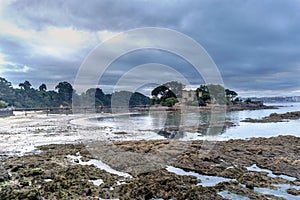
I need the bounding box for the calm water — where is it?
[95,102,300,140]
[224,102,300,140]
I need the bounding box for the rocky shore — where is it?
[242,111,300,123]
[1,135,299,199]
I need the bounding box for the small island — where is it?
[242,111,300,123]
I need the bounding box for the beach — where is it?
[0,105,300,199]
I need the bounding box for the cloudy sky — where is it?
[0,0,299,97]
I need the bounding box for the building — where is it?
[181,89,195,102]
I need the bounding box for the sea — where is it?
[94,102,300,141]
[1,102,299,158]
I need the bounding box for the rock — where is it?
[242,111,300,123]
[0,167,11,182]
[84,188,92,196]
[245,181,254,190]
[11,164,24,172]
[25,168,44,176]
[114,131,128,135]
[286,188,300,195]
[20,180,30,187]
[1,135,300,199]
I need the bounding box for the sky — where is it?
[0,0,299,97]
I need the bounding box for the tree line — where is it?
[0,77,150,108]
[0,77,240,109]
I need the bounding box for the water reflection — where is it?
[94,111,228,139]
[93,102,300,140]
[157,111,229,139]
[157,112,184,139]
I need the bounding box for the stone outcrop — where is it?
[242,111,300,123]
[0,135,299,199]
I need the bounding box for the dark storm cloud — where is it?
[0,0,299,96]
[98,49,204,92]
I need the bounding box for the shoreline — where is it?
[0,104,300,199]
[0,103,297,160]
[242,111,300,123]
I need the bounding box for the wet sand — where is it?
[0,111,164,159]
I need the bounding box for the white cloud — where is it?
[0,64,31,74]
[0,53,5,65]
[0,2,33,40]
[0,19,34,39]
[0,52,14,66]
[0,20,98,59]
[97,30,119,42]
[31,26,97,58]
[0,0,15,11]
[22,65,29,72]
[0,2,98,60]
[0,52,30,74]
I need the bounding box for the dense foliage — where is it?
[151,81,183,106]
[0,77,150,108]
[0,77,240,109]
[151,82,239,107]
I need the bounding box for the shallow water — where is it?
[166,165,300,199]
[217,190,251,200]
[253,184,300,200]
[93,102,300,140]
[246,164,297,181]
[166,166,236,187]
[67,154,132,178]
[1,103,300,158]
[88,179,104,186]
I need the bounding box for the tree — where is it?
[0,77,14,106]
[110,91,150,107]
[129,92,150,106]
[207,84,226,105]
[195,84,227,105]
[225,89,238,102]
[162,97,178,107]
[0,77,12,89]
[163,81,184,98]
[19,80,32,90]
[151,84,177,105]
[245,98,252,103]
[55,81,74,106]
[85,88,110,107]
[0,100,8,108]
[196,85,210,100]
[39,84,47,91]
[195,85,210,106]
